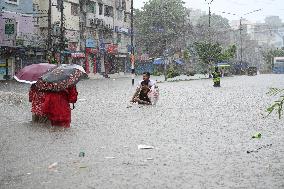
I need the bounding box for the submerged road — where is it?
[0,74,284,189]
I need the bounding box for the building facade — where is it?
[79,0,131,75]
[35,0,131,76]
[0,0,42,80]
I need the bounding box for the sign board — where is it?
[99,43,105,52]
[86,38,96,48]
[0,68,6,75]
[106,44,118,54]
[115,26,129,34]
[0,59,6,67]
[71,52,85,58]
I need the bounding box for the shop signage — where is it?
[71,52,85,58]
[86,38,96,48]
[115,26,129,34]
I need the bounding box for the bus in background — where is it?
[273,57,284,74]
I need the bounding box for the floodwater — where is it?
[0,74,284,189]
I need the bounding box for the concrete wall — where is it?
[0,0,33,14]
[0,0,34,46]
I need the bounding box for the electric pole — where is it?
[206,0,214,41]
[47,0,52,51]
[59,0,65,64]
[209,6,211,28]
[240,18,243,67]
[221,9,262,69]
[130,0,135,86]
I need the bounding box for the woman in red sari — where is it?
[43,85,78,128]
[29,84,47,122]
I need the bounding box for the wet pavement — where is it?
[0,74,284,189]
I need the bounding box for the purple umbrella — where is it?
[14,63,56,84]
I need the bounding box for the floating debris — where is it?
[78,98,87,102]
[252,132,261,139]
[48,162,58,169]
[79,152,85,157]
[247,144,272,154]
[138,145,154,150]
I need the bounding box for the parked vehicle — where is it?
[247,67,257,76]
[273,57,284,74]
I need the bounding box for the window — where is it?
[99,3,103,15]
[104,5,113,17]
[117,10,123,21]
[122,0,126,10]
[57,0,63,11]
[117,34,121,43]
[71,3,79,16]
[87,1,96,14]
[5,0,19,5]
[124,13,127,22]
[15,22,19,36]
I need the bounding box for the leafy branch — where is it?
[266,88,284,119]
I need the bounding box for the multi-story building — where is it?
[34,0,81,64]
[249,23,284,48]
[79,0,131,75]
[0,0,43,80]
[35,0,131,76]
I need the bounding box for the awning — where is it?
[153,58,165,65]
[216,62,230,67]
[174,59,184,65]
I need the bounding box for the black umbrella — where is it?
[36,64,86,91]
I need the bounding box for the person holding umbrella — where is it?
[36,64,85,128]
[14,63,56,122]
[42,86,78,128]
[29,84,47,123]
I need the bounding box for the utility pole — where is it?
[221,9,262,69]
[209,6,211,28]
[163,39,168,81]
[59,0,65,64]
[130,0,135,86]
[206,0,214,41]
[239,18,243,67]
[47,0,52,51]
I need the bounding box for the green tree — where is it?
[197,14,230,29]
[194,42,236,72]
[220,45,237,61]
[134,0,189,57]
[183,49,190,61]
[194,42,222,65]
[262,48,284,71]
[192,14,231,45]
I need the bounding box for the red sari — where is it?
[29,84,46,116]
[43,86,78,128]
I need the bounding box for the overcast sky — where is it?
[134,0,284,23]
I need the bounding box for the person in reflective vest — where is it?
[212,66,221,87]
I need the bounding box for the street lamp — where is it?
[221,9,262,66]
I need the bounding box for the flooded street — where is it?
[1,74,284,189]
